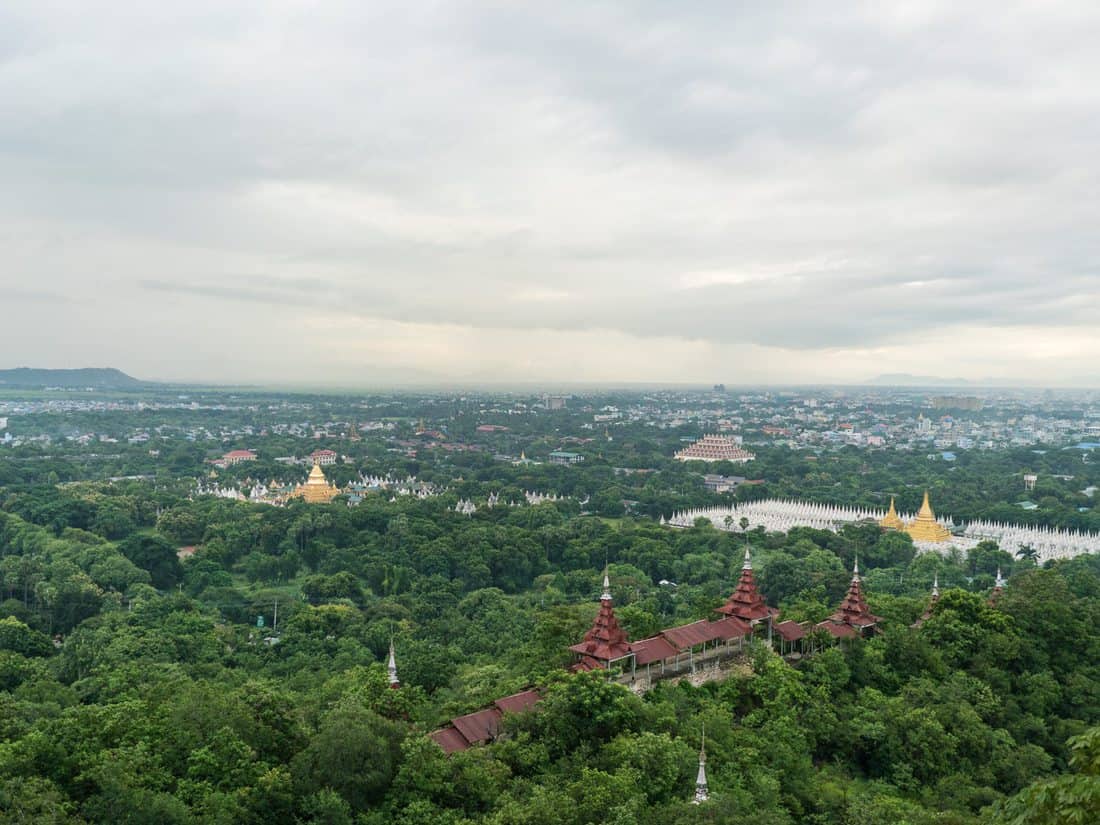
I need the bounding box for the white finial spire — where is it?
[693,727,709,804]
[742,547,752,570]
[600,566,612,601]
[932,573,939,597]
[995,568,1006,588]
[387,638,399,688]
[853,556,860,580]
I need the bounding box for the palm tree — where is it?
[1016,545,1039,563]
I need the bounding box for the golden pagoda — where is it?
[904,491,952,543]
[290,464,341,504]
[879,496,905,530]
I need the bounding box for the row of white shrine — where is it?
[665,499,1100,563]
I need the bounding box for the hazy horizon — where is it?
[4,2,1099,386]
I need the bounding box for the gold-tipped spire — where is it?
[879,496,905,530]
[905,490,952,543]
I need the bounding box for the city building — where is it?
[548,450,584,465]
[221,449,257,466]
[310,448,338,466]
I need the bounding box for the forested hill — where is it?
[0,367,149,389]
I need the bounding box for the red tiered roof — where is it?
[820,561,881,634]
[569,573,632,667]
[715,549,777,622]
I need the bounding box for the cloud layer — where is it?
[3,1,1099,385]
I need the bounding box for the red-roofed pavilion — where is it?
[715,548,778,642]
[816,559,881,639]
[569,570,634,673]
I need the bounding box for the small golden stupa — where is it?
[879,496,905,530]
[904,491,952,543]
[290,464,341,504]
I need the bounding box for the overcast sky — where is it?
[3,2,1099,386]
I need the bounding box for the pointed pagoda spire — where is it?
[828,558,881,631]
[387,638,400,688]
[569,568,632,668]
[913,573,940,628]
[716,547,774,622]
[989,568,1006,605]
[692,727,709,804]
[906,490,952,543]
[880,496,905,530]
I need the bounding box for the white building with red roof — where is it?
[220,449,257,466]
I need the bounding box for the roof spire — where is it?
[692,727,709,804]
[932,573,939,598]
[600,564,612,602]
[742,546,753,570]
[995,568,1005,588]
[853,555,860,581]
[387,638,400,688]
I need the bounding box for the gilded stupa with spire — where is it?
[879,496,905,531]
[904,491,952,543]
[290,464,341,504]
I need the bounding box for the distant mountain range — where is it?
[864,373,977,387]
[0,368,149,389]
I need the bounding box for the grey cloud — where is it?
[2,1,1099,380]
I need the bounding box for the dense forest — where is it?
[0,465,1096,823]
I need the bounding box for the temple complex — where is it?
[675,434,755,463]
[816,560,881,638]
[289,464,341,504]
[668,495,1100,562]
[905,491,952,543]
[433,561,894,756]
